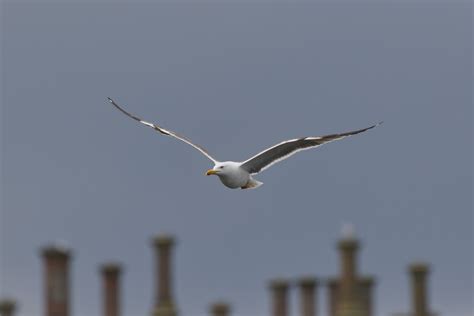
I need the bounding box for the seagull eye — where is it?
[220,166,224,169]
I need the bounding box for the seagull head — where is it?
[206,163,227,176]
[206,162,237,176]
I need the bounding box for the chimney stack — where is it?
[339,237,358,286]
[336,228,365,316]
[151,235,177,316]
[100,263,122,316]
[269,279,289,316]
[0,299,16,316]
[359,277,375,316]
[409,263,430,316]
[41,244,71,316]
[209,302,231,316]
[298,277,318,316]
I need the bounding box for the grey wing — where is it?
[240,123,382,174]
[107,97,218,163]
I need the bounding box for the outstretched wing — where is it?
[240,123,382,174]
[107,97,218,163]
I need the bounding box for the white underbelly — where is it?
[218,173,249,189]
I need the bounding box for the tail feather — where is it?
[241,178,263,190]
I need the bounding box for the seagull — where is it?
[107,98,381,189]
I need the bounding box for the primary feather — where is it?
[240,123,382,174]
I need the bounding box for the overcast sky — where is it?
[1,1,472,316]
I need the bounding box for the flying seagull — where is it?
[107,98,381,189]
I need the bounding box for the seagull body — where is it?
[107,98,381,190]
[208,161,259,189]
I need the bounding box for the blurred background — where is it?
[1,1,472,316]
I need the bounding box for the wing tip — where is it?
[369,121,383,129]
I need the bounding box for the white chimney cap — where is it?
[341,223,356,239]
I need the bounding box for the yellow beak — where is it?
[206,169,218,176]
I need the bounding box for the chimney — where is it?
[336,228,365,316]
[298,277,318,316]
[151,235,177,316]
[327,279,339,316]
[100,263,122,316]
[358,277,375,316]
[209,302,231,316]
[0,299,16,316]
[41,244,71,316]
[339,237,358,286]
[409,263,430,316]
[269,279,289,316]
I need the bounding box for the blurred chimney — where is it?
[209,302,231,316]
[41,244,71,316]
[327,277,375,316]
[298,277,318,316]
[0,299,17,316]
[338,235,358,285]
[327,279,339,316]
[336,229,365,316]
[100,263,122,316]
[151,235,177,316]
[409,263,430,316]
[269,279,289,316]
[359,277,375,316]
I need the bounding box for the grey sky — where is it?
[1,1,472,316]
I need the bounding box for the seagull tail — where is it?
[241,177,264,190]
